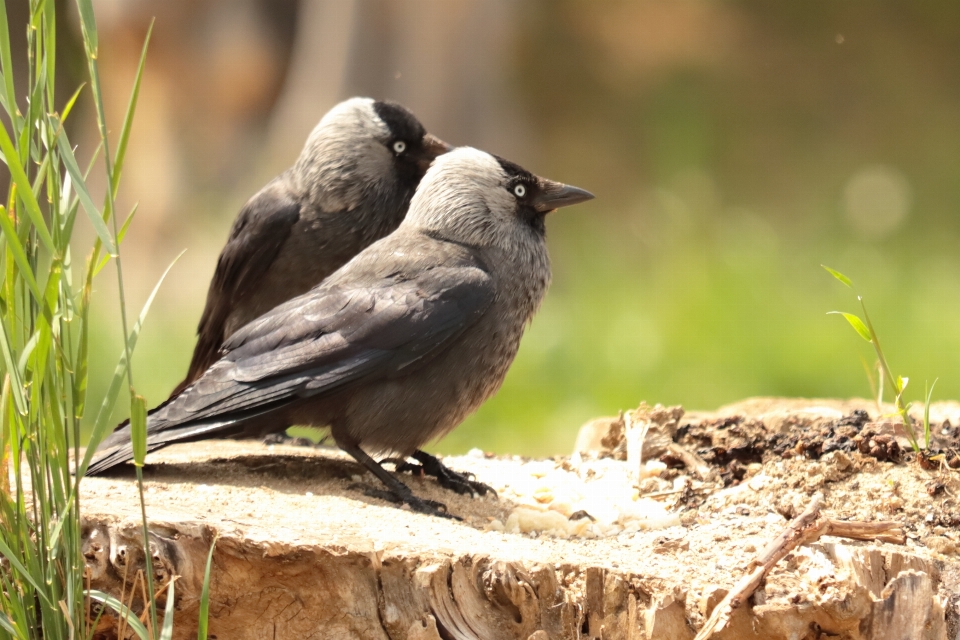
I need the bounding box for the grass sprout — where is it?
[823,265,937,451]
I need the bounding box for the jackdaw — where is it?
[88,147,594,517]
[173,97,450,395]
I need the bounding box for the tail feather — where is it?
[84,400,295,476]
[84,391,184,475]
[84,424,136,475]
[85,419,245,475]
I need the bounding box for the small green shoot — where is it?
[159,579,177,640]
[823,265,937,451]
[923,378,938,451]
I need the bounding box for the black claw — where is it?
[380,457,424,476]
[407,497,460,520]
[348,482,460,520]
[349,482,400,503]
[397,450,496,498]
[395,461,425,475]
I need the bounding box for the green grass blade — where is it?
[0,68,9,117]
[74,0,98,57]
[77,250,185,475]
[827,311,872,343]
[111,21,153,199]
[159,579,176,640]
[923,378,938,449]
[55,125,116,255]
[0,318,27,414]
[0,122,56,254]
[924,378,937,413]
[59,84,84,124]
[0,537,53,607]
[45,491,75,550]
[0,0,19,127]
[86,590,150,640]
[73,256,95,421]
[28,2,44,31]
[79,334,140,470]
[857,299,898,400]
[0,610,17,635]
[15,331,39,378]
[95,203,138,275]
[821,265,853,288]
[197,536,218,640]
[0,205,43,302]
[43,0,56,105]
[117,202,138,244]
[130,391,147,466]
[25,261,61,424]
[61,140,103,241]
[896,375,908,394]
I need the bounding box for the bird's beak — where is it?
[532,179,595,213]
[416,133,454,172]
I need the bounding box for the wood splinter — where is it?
[694,494,905,639]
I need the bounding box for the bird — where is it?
[171,97,451,396]
[87,147,594,517]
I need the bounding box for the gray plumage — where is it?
[174,97,450,394]
[88,148,593,515]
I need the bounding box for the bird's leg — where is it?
[338,442,459,520]
[391,449,496,497]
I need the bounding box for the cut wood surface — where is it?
[77,398,960,639]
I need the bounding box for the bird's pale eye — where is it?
[393,140,407,154]
[513,184,526,198]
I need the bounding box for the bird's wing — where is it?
[178,181,301,390]
[166,260,494,423]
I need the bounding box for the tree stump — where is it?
[80,398,960,639]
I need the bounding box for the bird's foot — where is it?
[387,450,496,497]
[340,442,462,520]
[262,431,328,447]
[348,482,460,520]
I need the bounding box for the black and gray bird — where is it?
[173,97,450,395]
[88,147,594,516]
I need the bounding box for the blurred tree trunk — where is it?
[265,0,531,173]
[264,0,359,167]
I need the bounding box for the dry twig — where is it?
[694,494,905,639]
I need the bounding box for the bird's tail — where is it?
[84,400,289,476]
[84,421,138,475]
[85,421,246,475]
[83,392,184,476]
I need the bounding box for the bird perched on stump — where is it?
[173,97,451,396]
[88,147,594,517]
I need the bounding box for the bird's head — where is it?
[404,147,594,251]
[294,97,451,212]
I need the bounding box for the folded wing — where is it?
[86,252,494,475]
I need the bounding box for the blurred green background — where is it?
[34,0,960,456]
